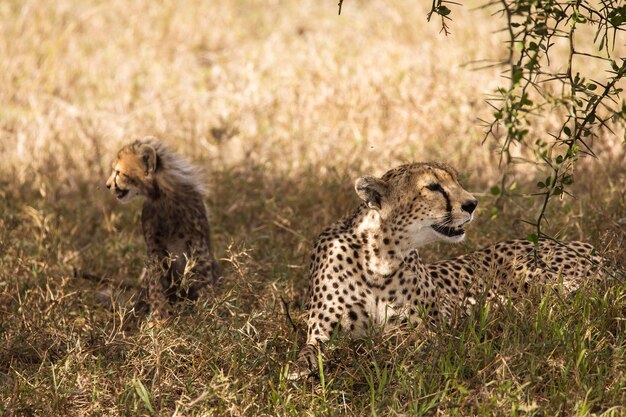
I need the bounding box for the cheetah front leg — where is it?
[287,307,340,380]
[133,261,173,320]
[181,255,221,301]
[132,262,170,320]
[288,344,323,381]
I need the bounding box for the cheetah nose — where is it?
[461,199,478,214]
[106,182,111,189]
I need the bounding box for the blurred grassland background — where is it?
[0,0,625,415]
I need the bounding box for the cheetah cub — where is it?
[106,137,220,318]
[289,162,605,379]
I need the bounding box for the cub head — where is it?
[355,162,478,246]
[105,139,158,203]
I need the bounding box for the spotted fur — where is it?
[289,162,604,379]
[105,137,219,318]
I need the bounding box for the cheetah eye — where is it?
[426,183,442,192]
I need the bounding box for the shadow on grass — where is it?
[0,156,624,415]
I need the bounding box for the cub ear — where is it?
[138,144,157,175]
[354,176,388,210]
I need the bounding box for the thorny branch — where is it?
[481,0,626,243]
[338,0,626,245]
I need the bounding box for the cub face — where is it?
[355,162,478,246]
[105,141,157,204]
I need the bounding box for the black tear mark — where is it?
[428,183,452,213]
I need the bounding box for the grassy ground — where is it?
[1,0,625,415]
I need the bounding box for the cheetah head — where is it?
[354,162,477,246]
[105,140,158,204]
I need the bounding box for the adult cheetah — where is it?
[290,162,606,379]
[105,137,220,318]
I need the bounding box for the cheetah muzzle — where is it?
[114,188,129,200]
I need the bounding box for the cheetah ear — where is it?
[355,176,388,210]
[138,144,157,176]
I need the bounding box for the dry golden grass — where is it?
[1,0,625,415]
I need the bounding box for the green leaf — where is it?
[133,378,155,414]
[537,181,545,189]
[512,66,523,86]
[490,185,501,196]
[587,83,597,91]
[457,384,470,395]
[437,5,451,16]
[527,233,539,244]
[608,7,626,26]
[534,23,548,35]
[611,61,620,72]
[520,95,533,106]
[563,126,571,136]
[577,348,587,368]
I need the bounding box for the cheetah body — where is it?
[106,137,219,318]
[294,162,603,376]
